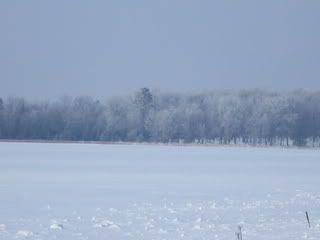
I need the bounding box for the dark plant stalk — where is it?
[238,225,243,240]
[306,211,311,228]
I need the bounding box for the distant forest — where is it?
[0,89,320,147]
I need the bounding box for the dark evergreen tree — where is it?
[134,88,153,141]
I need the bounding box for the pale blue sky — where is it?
[0,0,319,100]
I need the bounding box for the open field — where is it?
[0,142,319,239]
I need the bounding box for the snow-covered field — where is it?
[0,142,319,240]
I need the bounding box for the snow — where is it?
[0,142,320,239]
[15,230,34,238]
[49,220,64,230]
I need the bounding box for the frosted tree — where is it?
[61,96,105,140]
[0,89,320,146]
[104,97,134,141]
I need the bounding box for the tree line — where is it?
[0,88,320,147]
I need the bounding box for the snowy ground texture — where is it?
[0,143,320,240]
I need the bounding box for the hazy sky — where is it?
[1,0,319,100]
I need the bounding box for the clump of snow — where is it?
[15,230,34,238]
[50,220,64,230]
[92,218,121,230]
[108,223,121,230]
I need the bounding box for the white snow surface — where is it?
[0,142,320,239]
